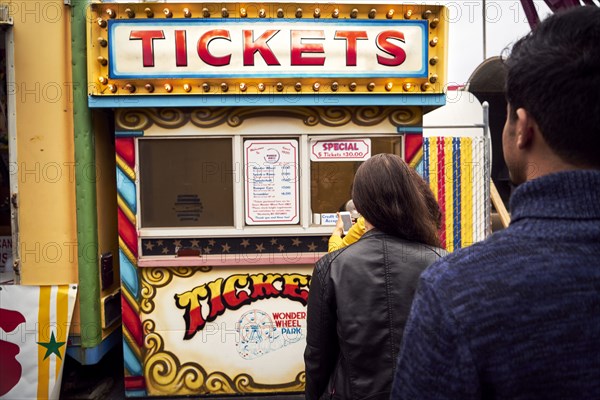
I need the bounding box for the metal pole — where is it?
[483,0,487,60]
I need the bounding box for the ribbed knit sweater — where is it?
[391,170,600,399]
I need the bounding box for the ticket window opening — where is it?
[138,138,234,228]
[310,136,402,215]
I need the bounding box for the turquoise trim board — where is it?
[89,94,446,108]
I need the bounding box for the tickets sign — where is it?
[109,20,427,79]
[310,139,371,161]
[88,3,447,96]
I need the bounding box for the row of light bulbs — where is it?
[97,7,440,26]
[97,78,440,94]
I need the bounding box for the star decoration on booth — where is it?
[270,238,278,245]
[173,240,182,248]
[255,243,265,253]
[221,243,231,253]
[157,240,164,246]
[203,246,212,254]
[208,239,216,246]
[307,242,318,252]
[278,244,286,252]
[291,238,302,247]
[161,247,169,254]
[37,331,66,360]
[241,239,250,248]
[321,236,329,242]
[144,241,155,251]
[190,239,200,248]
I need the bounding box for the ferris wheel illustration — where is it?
[236,309,282,360]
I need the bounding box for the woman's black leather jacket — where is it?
[304,229,447,400]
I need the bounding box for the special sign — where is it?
[310,139,371,161]
[109,20,427,78]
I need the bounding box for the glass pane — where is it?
[310,136,402,214]
[139,138,234,227]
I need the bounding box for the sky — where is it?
[418,0,553,85]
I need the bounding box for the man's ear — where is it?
[515,108,537,149]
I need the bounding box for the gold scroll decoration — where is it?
[140,267,211,314]
[116,106,422,131]
[141,268,306,396]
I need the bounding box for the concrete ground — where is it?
[60,345,305,400]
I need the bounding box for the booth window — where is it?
[139,138,234,227]
[310,136,402,214]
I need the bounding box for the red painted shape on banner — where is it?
[0,308,25,396]
[118,208,138,258]
[437,138,447,248]
[115,138,135,168]
[121,296,143,348]
[404,134,423,164]
[125,376,146,390]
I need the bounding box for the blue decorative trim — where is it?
[125,390,148,398]
[66,328,122,365]
[116,130,144,137]
[108,18,428,79]
[415,158,424,176]
[116,167,137,214]
[123,340,143,376]
[423,137,429,183]
[397,126,423,134]
[89,94,446,108]
[119,250,140,300]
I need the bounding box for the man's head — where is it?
[502,6,600,184]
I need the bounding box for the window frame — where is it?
[136,132,403,240]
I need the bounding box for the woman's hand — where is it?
[332,212,344,237]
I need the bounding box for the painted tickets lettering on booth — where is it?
[175,272,309,339]
[141,267,311,395]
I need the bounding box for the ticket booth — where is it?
[87,2,447,396]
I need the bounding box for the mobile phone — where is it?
[339,211,353,235]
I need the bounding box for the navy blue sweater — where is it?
[391,170,600,399]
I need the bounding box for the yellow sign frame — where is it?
[88,2,448,96]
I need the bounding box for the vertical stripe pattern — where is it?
[424,136,489,251]
[437,138,446,246]
[55,286,69,380]
[37,287,51,399]
[452,138,461,251]
[461,138,473,247]
[116,136,147,397]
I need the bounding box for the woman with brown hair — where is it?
[304,154,446,400]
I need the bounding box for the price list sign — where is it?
[244,140,299,225]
